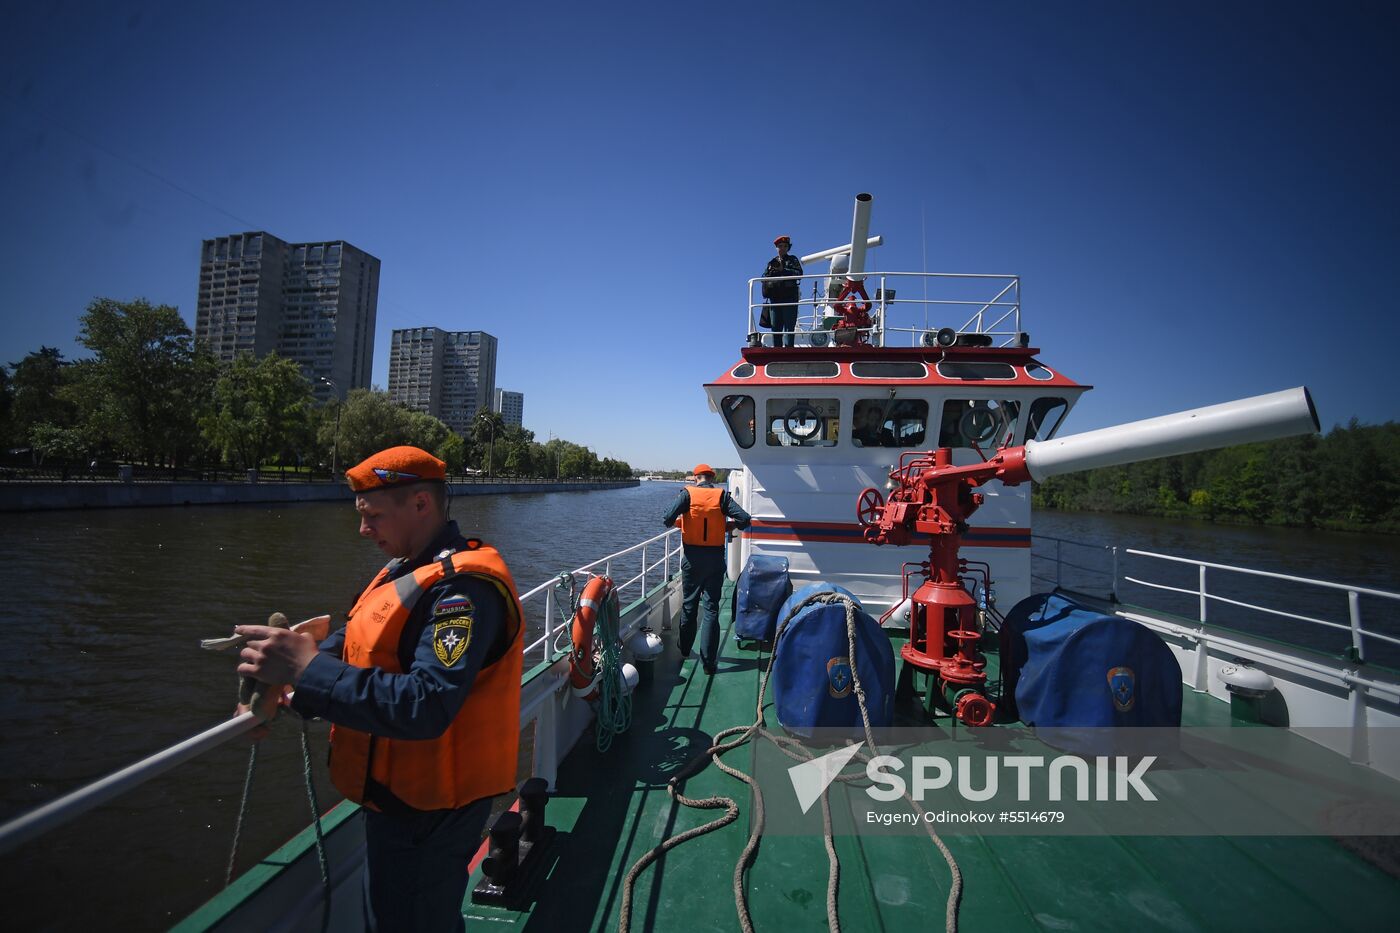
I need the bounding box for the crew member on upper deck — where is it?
[763,235,803,348]
[235,446,525,933]
[662,464,751,675]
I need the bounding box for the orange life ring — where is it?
[569,576,612,697]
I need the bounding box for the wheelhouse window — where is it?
[936,361,1016,381]
[765,361,839,378]
[766,397,840,447]
[850,361,927,379]
[937,398,1020,448]
[722,395,756,448]
[852,399,928,447]
[1025,397,1069,440]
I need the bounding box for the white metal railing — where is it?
[747,272,1022,349]
[521,527,683,661]
[1030,534,1119,597]
[1120,548,1400,663]
[1032,534,1400,663]
[0,527,685,859]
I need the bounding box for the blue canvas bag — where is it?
[733,554,791,643]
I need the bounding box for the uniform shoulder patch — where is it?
[432,591,475,619]
[433,617,473,667]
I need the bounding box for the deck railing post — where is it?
[1110,546,1119,603]
[1348,590,1365,663]
[641,544,648,594]
[1199,565,1208,624]
[543,587,556,661]
[1193,564,1210,692]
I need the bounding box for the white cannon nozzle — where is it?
[1023,386,1319,482]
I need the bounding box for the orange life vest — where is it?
[678,485,726,547]
[328,539,524,813]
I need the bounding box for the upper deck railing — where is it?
[748,271,1022,349]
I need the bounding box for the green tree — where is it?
[471,410,507,474]
[323,389,461,471]
[0,366,12,447]
[9,347,77,446]
[29,423,89,464]
[75,298,204,465]
[201,353,315,469]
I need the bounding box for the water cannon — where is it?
[854,387,1320,727]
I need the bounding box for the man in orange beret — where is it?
[662,463,750,675]
[236,445,525,932]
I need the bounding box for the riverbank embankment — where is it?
[0,478,639,512]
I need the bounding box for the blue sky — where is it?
[1,1,1396,470]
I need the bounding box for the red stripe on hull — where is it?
[742,520,1030,548]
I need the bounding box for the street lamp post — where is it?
[476,411,496,478]
[319,377,341,477]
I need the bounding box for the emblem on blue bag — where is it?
[1107,666,1136,712]
[827,657,853,699]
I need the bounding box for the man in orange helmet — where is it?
[236,446,524,932]
[662,463,751,675]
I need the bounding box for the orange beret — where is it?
[346,446,446,493]
[692,463,715,477]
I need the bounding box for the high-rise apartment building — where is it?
[195,232,379,400]
[494,388,524,428]
[388,328,497,434]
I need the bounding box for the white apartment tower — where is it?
[388,328,498,434]
[493,388,524,427]
[195,232,379,401]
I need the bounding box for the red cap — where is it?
[346,446,447,493]
[773,235,791,246]
[692,463,715,478]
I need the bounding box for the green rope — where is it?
[594,582,632,752]
[299,718,332,932]
[225,744,258,887]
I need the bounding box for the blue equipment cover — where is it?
[777,582,859,633]
[771,583,895,739]
[1005,592,1181,729]
[733,555,791,643]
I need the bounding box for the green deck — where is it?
[465,582,1400,932]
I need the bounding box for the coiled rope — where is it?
[618,592,963,933]
[594,581,632,752]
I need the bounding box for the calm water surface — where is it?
[0,487,1396,930]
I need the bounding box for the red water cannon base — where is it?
[858,445,1034,726]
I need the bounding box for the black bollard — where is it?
[480,810,522,888]
[518,777,549,844]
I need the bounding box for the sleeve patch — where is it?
[433,618,473,667]
[432,592,475,619]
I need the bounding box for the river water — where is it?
[0,485,1396,930]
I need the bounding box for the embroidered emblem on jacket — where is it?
[433,618,473,667]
